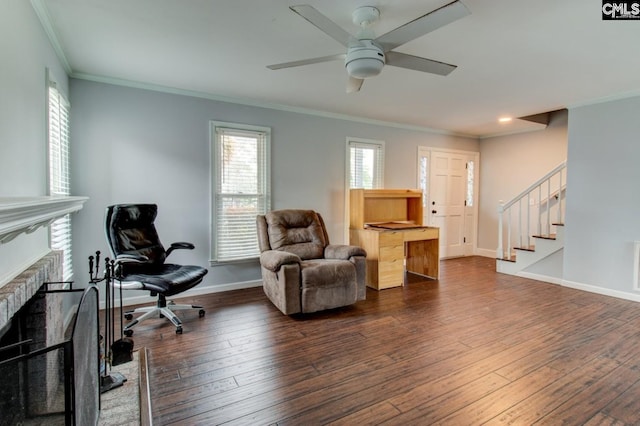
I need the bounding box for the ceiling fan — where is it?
[267,1,470,93]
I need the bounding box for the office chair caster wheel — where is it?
[199,309,205,318]
[124,329,134,337]
[176,327,183,335]
[124,313,133,320]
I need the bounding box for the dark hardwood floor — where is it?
[126,256,640,425]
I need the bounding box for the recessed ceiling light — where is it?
[498,117,513,123]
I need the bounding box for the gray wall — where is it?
[70,79,479,295]
[7,0,637,307]
[563,96,640,298]
[0,0,70,286]
[477,111,568,253]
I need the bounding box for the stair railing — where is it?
[497,161,567,260]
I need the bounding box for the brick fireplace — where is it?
[0,196,92,425]
[0,252,66,423]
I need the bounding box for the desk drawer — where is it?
[404,227,438,242]
[378,260,404,289]
[379,231,403,247]
[379,245,403,262]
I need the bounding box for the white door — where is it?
[418,148,479,259]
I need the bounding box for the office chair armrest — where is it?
[324,244,367,260]
[166,242,195,257]
[260,250,301,272]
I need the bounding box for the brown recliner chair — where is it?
[256,209,366,315]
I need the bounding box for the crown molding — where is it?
[0,196,88,244]
[70,72,478,139]
[29,0,477,140]
[568,89,640,110]
[30,0,72,75]
[30,0,477,140]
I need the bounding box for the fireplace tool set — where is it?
[89,251,134,393]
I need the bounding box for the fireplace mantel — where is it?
[0,196,88,244]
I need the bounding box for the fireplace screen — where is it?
[0,285,100,426]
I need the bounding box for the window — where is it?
[419,153,429,208]
[347,139,384,189]
[466,160,475,207]
[47,76,73,281]
[211,122,270,262]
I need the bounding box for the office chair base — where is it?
[122,302,205,336]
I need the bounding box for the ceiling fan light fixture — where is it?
[345,41,385,78]
[269,2,470,91]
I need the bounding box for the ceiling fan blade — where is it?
[267,53,346,70]
[290,5,354,47]
[385,51,457,76]
[346,75,364,93]
[375,0,470,52]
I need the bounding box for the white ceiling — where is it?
[40,0,640,137]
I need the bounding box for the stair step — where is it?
[532,233,556,240]
[498,254,517,263]
[514,245,535,252]
[552,223,565,226]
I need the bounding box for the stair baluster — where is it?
[497,161,566,263]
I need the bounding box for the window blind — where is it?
[48,81,73,281]
[212,125,270,262]
[349,140,384,189]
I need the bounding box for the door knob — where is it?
[432,210,437,214]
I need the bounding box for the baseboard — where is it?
[516,271,563,285]
[475,248,497,258]
[561,279,640,303]
[506,271,640,303]
[99,279,263,309]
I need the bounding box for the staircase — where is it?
[496,161,566,276]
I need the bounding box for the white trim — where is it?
[30,0,72,74]
[568,88,640,110]
[475,248,497,258]
[478,125,548,140]
[427,146,481,156]
[562,279,640,303]
[0,196,88,244]
[100,279,263,310]
[499,269,640,303]
[209,121,271,263]
[634,241,640,291]
[344,137,386,242]
[515,271,564,286]
[71,72,476,139]
[417,146,480,259]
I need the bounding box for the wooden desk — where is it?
[350,226,439,290]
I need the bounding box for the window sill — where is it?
[209,257,259,267]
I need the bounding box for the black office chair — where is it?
[105,204,208,335]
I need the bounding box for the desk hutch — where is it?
[349,189,439,290]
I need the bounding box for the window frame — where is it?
[346,137,385,190]
[47,72,73,282]
[344,137,385,241]
[209,121,271,264]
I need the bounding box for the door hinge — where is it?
[464,237,466,243]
